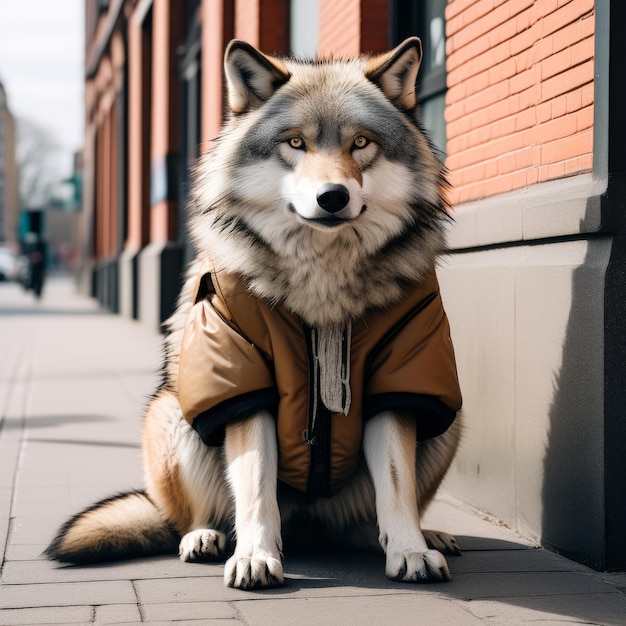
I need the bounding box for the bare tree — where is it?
[16,117,62,209]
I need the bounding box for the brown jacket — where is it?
[178,270,461,497]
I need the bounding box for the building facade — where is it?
[82,0,625,571]
[0,82,18,244]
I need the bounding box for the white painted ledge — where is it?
[446,173,608,250]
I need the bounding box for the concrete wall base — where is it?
[438,238,610,569]
[436,174,619,570]
[137,240,183,332]
[93,258,119,313]
[119,247,141,320]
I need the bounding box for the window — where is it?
[178,2,201,262]
[290,0,319,58]
[391,0,447,159]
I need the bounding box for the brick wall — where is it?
[200,0,233,148]
[318,0,388,57]
[445,0,595,205]
[234,0,289,52]
[319,0,361,57]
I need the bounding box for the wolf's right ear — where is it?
[224,40,291,114]
[365,37,423,111]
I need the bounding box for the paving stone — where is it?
[134,573,421,604]
[0,482,16,561]
[234,593,483,626]
[93,602,142,624]
[141,600,235,622]
[0,605,93,625]
[2,557,214,585]
[4,542,44,561]
[447,547,592,575]
[0,581,136,609]
[466,592,626,626]
[603,571,626,594]
[135,617,238,626]
[452,535,534,552]
[440,571,619,602]
[0,425,22,490]
[13,468,73,489]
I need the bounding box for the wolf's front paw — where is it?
[386,548,451,583]
[179,529,227,562]
[224,552,284,589]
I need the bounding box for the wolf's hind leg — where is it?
[415,417,463,557]
[144,392,232,563]
[173,415,234,563]
[363,410,451,582]
[223,411,284,589]
[179,528,228,562]
[422,529,461,556]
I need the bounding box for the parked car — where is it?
[0,245,17,281]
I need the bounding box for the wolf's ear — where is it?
[224,40,291,114]
[365,37,423,111]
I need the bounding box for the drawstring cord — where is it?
[310,322,352,427]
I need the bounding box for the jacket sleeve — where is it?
[178,296,278,445]
[364,289,462,440]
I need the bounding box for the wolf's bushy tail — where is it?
[45,490,178,564]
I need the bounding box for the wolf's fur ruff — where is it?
[46,37,462,589]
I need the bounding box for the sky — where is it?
[0,0,84,180]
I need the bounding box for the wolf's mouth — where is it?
[309,216,350,227]
[290,205,367,228]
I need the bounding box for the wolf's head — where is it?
[190,38,449,325]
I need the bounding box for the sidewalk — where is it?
[0,275,625,625]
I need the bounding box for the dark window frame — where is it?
[178,1,202,260]
[391,0,448,156]
[390,0,447,99]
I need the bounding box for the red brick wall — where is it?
[91,54,120,261]
[234,0,289,52]
[360,0,389,54]
[319,0,361,57]
[150,0,183,242]
[445,0,595,205]
[318,0,388,57]
[201,0,233,148]
[126,11,152,249]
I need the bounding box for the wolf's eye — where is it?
[353,136,370,150]
[288,136,305,150]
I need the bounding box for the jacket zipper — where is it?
[303,324,332,498]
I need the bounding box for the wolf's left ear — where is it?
[224,40,291,114]
[365,37,423,111]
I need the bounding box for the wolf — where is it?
[46,37,463,589]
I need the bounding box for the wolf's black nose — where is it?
[316,184,350,214]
